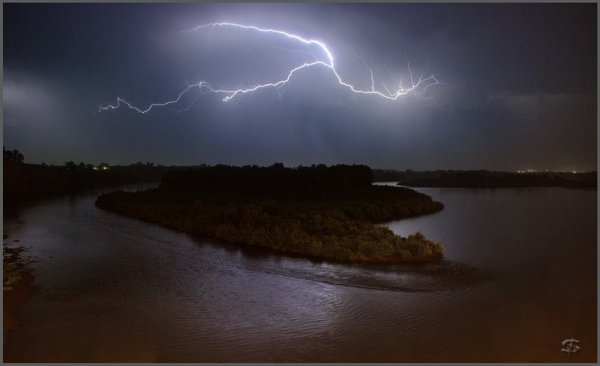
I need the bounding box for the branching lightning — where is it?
[99,22,440,113]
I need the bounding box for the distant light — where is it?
[517,169,541,174]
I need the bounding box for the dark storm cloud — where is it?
[3,3,596,171]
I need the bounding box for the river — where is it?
[3,184,596,362]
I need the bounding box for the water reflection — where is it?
[3,184,596,362]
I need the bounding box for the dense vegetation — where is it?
[373,169,597,188]
[3,147,24,163]
[96,164,444,263]
[4,156,174,212]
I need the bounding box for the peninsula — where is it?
[96,164,444,263]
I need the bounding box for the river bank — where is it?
[372,169,597,188]
[3,160,173,213]
[3,239,37,344]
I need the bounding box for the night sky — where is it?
[3,3,597,171]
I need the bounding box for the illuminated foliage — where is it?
[96,164,444,262]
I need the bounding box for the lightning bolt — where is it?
[100,22,440,113]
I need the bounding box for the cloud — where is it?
[3,3,595,170]
[3,71,64,126]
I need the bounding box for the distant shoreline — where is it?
[373,169,596,189]
[5,160,594,214]
[3,160,173,213]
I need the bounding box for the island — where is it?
[96,164,444,263]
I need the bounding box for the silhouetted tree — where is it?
[3,147,24,163]
[64,161,76,172]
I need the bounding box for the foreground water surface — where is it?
[3,184,596,362]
